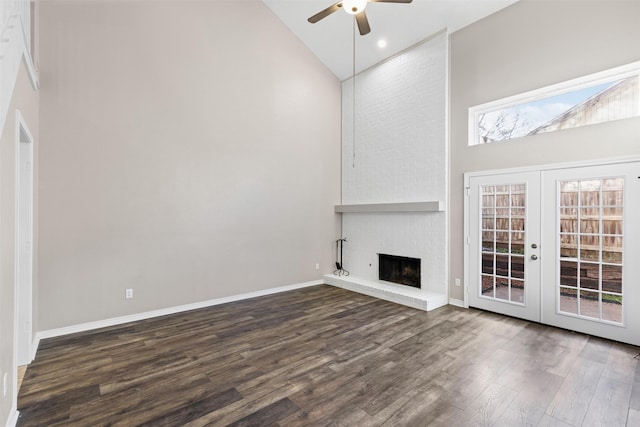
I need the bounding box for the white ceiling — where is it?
[263,0,519,80]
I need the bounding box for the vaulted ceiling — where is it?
[263,0,519,80]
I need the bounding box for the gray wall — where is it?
[0,62,39,427]
[449,0,640,301]
[37,0,341,330]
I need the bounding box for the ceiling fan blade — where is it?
[368,0,413,3]
[308,2,343,23]
[355,11,371,35]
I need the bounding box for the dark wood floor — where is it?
[18,285,640,426]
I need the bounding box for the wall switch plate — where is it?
[3,372,7,397]
[125,288,133,299]
[315,263,320,270]
[455,278,461,287]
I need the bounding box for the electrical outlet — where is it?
[3,372,7,397]
[125,288,133,299]
[315,263,320,270]
[455,278,461,287]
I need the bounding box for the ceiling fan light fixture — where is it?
[342,0,367,15]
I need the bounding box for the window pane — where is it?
[580,290,600,319]
[511,256,524,279]
[496,218,510,230]
[561,216,577,233]
[482,185,495,195]
[496,255,509,277]
[511,193,525,207]
[472,75,640,146]
[602,190,623,206]
[603,219,623,236]
[580,218,600,234]
[482,254,495,275]
[580,263,599,290]
[560,261,578,287]
[581,194,600,208]
[560,234,578,259]
[496,194,509,208]
[496,277,509,301]
[561,192,578,207]
[511,218,524,231]
[580,235,600,262]
[602,178,623,191]
[482,275,494,297]
[511,279,524,303]
[602,265,622,293]
[602,294,622,323]
[559,287,578,315]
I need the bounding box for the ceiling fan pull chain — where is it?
[352,17,356,168]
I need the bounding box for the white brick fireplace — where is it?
[326,31,448,311]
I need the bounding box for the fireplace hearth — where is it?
[378,254,421,289]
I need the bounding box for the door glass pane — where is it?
[602,293,622,323]
[560,261,578,287]
[482,275,494,297]
[557,177,624,325]
[479,183,527,305]
[559,287,578,314]
[560,234,577,258]
[602,265,622,293]
[579,290,600,319]
[560,208,578,233]
[511,279,524,303]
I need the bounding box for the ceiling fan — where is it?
[308,0,413,36]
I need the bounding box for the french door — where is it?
[468,171,541,322]
[467,162,640,346]
[540,163,640,345]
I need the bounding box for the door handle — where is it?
[531,255,538,260]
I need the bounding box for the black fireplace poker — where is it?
[334,238,349,276]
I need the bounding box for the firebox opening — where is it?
[378,254,421,289]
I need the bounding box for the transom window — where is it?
[469,61,640,145]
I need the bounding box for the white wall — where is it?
[341,33,447,294]
[449,0,640,302]
[37,0,341,330]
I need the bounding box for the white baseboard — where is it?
[5,407,18,427]
[448,298,465,308]
[36,280,323,342]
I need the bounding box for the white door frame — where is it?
[14,110,34,372]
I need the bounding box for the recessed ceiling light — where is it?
[377,39,387,49]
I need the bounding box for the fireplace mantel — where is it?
[334,201,444,213]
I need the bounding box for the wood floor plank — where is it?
[453,381,518,426]
[536,414,575,427]
[582,376,632,427]
[223,397,299,427]
[16,285,640,426]
[545,356,605,426]
[627,408,640,426]
[602,343,639,384]
[631,380,640,411]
